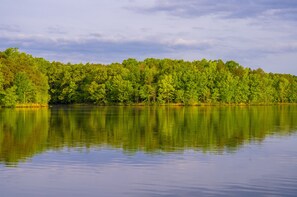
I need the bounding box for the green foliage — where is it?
[14,72,35,103]
[106,75,133,103]
[87,82,106,104]
[157,75,175,103]
[139,84,156,103]
[0,48,297,106]
[1,86,18,107]
[0,48,49,107]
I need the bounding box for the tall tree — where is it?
[14,72,35,103]
[158,75,175,103]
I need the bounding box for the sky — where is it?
[0,0,297,75]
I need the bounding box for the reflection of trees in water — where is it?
[1,106,297,164]
[0,109,49,165]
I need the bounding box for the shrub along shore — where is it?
[0,48,297,107]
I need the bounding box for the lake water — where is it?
[0,105,297,197]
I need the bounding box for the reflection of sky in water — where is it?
[1,134,297,197]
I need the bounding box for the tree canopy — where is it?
[0,48,297,106]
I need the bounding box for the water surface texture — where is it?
[0,106,297,196]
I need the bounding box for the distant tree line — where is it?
[0,48,296,106]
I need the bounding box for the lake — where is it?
[1,105,297,197]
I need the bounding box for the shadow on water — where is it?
[0,105,297,165]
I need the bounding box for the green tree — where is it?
[1,86,17,107]
[158,75,175,103]
[106,75,133,104]
[288,77,297,102]
[139,84,156,103]
[0,72,4,101]
[275,76,290,103]
[87,81,107,104]
[14,72,35,103]
[233,69,250,103]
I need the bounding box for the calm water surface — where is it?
[0,106,297,196]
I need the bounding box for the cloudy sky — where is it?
[0,0,296,74]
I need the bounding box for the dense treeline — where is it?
[0,48,297,106]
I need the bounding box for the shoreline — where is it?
[14,104,48,108]
[49,102,297,107]
[1,102,297,108]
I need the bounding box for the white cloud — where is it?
[0,0,296,75]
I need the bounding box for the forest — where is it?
[0,48,297,107]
